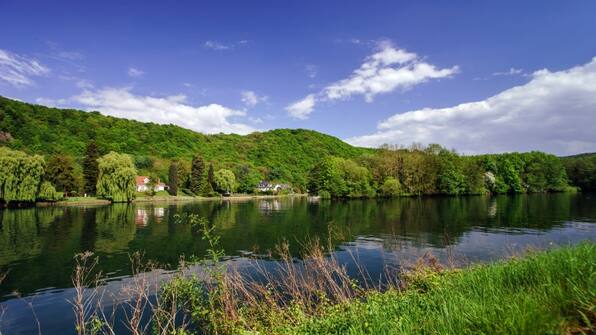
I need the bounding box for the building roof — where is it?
[136,176,149,186]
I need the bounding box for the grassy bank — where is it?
[266,243,595,335]
[64,237,595,335]
[34,193,307,207]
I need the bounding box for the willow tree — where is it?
[96,152,137,202]
[0,147,45,203]
[214,169,236,194]
[38,181,63,201]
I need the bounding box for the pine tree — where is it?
[208,163,215,190]
[83,141,99,195]
[168,161,178,196]
[190,154,205,195]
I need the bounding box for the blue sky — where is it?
[1,0,596,154]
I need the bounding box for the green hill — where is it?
[0,96,371,188]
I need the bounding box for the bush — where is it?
[318,190,331,199]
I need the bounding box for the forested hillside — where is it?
[0,96,590,198]
[0,96,369,187]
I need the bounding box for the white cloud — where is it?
[492,68,523,76]
[72,88,256,134]
[347,58,596,155]
[285,94,315,120]
[0,49,49,87]
[128,67,145,78]
[324,43,458,102]
[76,79,94,89]
[241,90,268,107]
[285,42,458,119]
[203,40,248,51]
[35,97,69,107]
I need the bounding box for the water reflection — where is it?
[0,193,595,334]
[0,193,594,300]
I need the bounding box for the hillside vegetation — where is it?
[0,96,588,200]
[561,153,596,191]
[0,96,369,187]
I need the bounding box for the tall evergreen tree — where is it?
[45,154,77,194]
[190,154,205,195]
[208,163,215,190]
[83,141,99,195]
[168,161,178,196]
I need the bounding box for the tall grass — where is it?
[274,243,596,335]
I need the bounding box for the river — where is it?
[1,193,595,334]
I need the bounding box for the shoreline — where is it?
[35,193,308,207]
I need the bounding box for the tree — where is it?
[83,141,100,195]
[436,150,465,195]
[45,154,77,194]
[236,164,262,193]
[380,177,402,197]
[37,181,63,201]
[307,156,373,198]
[96,152,137,202]
[190,154,205,195]
[214,169,236,194]
[0,147,45,203]
[168,161,178,196]
[177,160,191,190]
[207,163,215,190]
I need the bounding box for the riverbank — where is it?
[261,243,595,335]
[181,243,594,335]
[35,193,308,207]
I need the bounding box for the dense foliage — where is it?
[214,169,236,194]
[96,152,137,202]
[37,181,63,201]
[45,154,77,194]
[83,141,99,195]
[0,96,368,190]
[308,145,570,198]
[0,97,585,196]
[562,153,596,191]
[0,147,45,203]
[168,161,178,196]
[190,154,206,195]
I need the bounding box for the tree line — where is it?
[0,141,588,205]
[307,144,572,198]
[0,142,241,204]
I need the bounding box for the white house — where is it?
[136,176,167,192]
[257,181,291,193]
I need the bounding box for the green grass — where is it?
[267,243,595,335]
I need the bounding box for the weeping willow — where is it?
[96,152,137,202]
[0,147,45,203]
[37,181,63,201]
